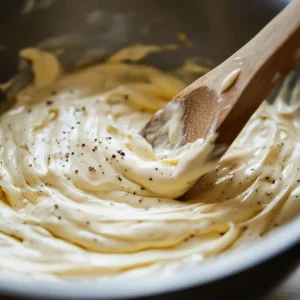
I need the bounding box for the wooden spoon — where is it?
[141,0,300,147]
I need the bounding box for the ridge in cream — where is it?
[0,47,299,279]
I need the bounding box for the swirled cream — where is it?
[0,49,299,278]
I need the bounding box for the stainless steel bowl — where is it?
[0,1,299,299]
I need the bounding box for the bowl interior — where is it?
[0,1,299,299]
[0,0,288,81]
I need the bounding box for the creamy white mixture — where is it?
[0,49,299,278]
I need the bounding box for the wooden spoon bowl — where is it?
[141,0,300,147]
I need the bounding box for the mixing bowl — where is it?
[0,0,299,299]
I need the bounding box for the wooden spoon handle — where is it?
[141,1,300,149]
[216,0,300,144]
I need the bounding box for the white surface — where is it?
[0,216,298,299]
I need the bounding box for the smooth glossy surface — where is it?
[1,1,299,299]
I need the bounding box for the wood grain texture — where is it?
[142,0,300,147]
[216,0,300,144]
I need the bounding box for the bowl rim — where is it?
[1,1,298,298]
[0,216,299,299]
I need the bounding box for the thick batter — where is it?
[0,48,299,278]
